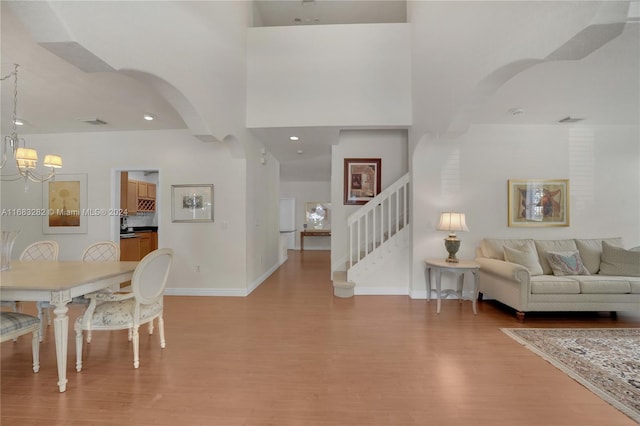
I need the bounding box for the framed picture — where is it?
[43,173,88,234]
[508,179,569,227]
[171,184,214,223]
[344,158,381,205]
[304,201,331,230]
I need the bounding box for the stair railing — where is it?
[347,173,410,270]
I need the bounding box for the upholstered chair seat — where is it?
[0,312,41,373]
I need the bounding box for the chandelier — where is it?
[1,64,62,187]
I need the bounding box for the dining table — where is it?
[0,260,138,392]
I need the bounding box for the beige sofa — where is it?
[474,237,640,320]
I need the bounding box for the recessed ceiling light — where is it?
[13,119,24,126]
[143,113,155,121]
[289,136,300,141]
[297,150,303,154]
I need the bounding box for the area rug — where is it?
[501,328,640,423]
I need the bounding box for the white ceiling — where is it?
[253,0,406,27]
[1,1,638,182]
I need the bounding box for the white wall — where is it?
[331,129,409,271]
[0,129,281,296]
[280,181,331,250]
[247,23,411,128]
[410,123,640,297]
[245,143,282,293]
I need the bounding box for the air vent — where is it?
[79,118,108,125]
[558,116,584,123]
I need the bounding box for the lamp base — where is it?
[443,235,461,263]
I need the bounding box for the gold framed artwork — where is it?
[344,158,381,205]
[171,184,214,223]
[43,173,88,234]
[508,179,569,227]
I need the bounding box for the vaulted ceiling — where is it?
[1,1,638,182]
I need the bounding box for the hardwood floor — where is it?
[2,249,639,425]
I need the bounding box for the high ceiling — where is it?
[1,1,638,182]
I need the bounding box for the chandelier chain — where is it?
[1,63,62,187]
[1,64,20,134]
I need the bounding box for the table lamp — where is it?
[436,212,469,263]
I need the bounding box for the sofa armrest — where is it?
[474,257,530,284]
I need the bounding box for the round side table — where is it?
[424,259,480,314]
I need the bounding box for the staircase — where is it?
[332,173,410,297]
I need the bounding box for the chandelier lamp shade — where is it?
[436,212,469,263]
[1,64,62,186]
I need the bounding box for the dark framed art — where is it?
[344,158,381,205]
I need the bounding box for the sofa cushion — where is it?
[481,239,534,260]
[534,239,578,275]
[566,276,631,294]
[599,241,640,277]
[575,237,623,274]
[503,242,543,276]
[530,275,581,294]
[546,251,590,276]
[630,278,640,294]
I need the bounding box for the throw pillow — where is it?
[575,237,623,274]
[503,244,543,276]
[534,239,578,275]
[599,241,640,277]
[546,251,590,276]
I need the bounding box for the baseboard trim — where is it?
[165,257,286,298]
[354,286,409,296]
[165,288,247,297]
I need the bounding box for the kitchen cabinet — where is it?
[147,183,156,199]
[120,172,138,215]
[138,181,148,198]
[120,231,158,261]
[151,230,158,251]
[138,232,152,259]
[127,180,138,214]
[121,174,156,214]
[120,237,140,261]
[136,182,156,213]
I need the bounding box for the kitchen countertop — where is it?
[131,226,158,232]
[120,226,158,238]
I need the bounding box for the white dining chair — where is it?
[20,240,59,262]
[81,241,120,262]
[1,312,41,373]
[75,248,173,371]
[37,241,122,342]
[17,241,59,341]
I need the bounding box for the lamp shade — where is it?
[15,148,38,169]
[43,155,63,169]
[436,212,469,234]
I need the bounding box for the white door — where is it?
[279,198,295,250]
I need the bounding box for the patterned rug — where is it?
[502,328,640,423]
